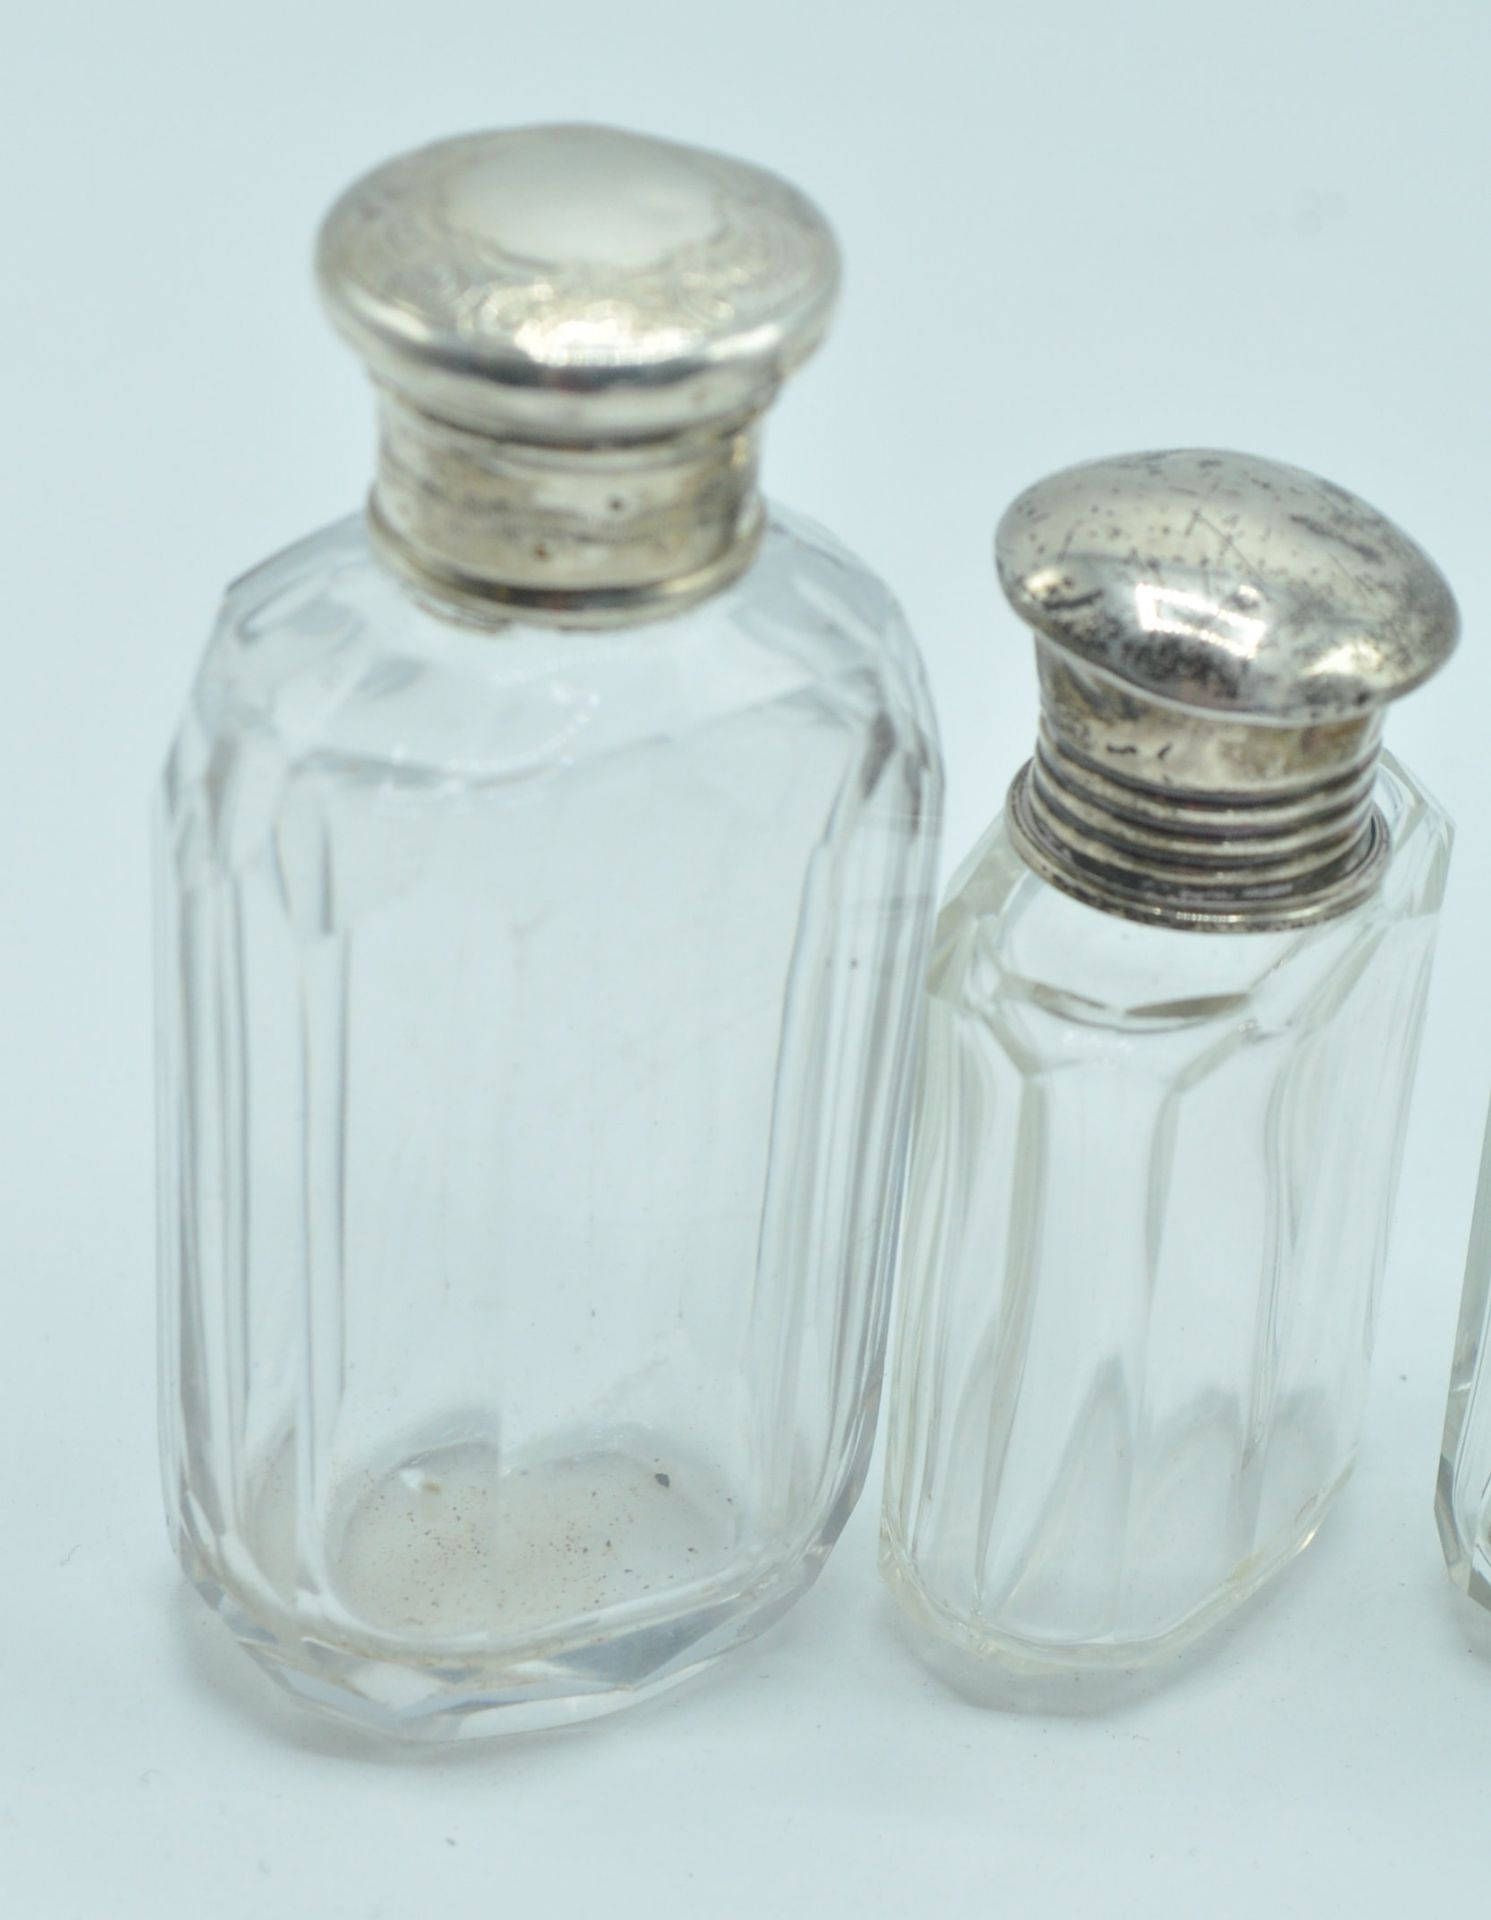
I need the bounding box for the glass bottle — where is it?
[1438,1133,1491,1607]
[156,125,942,1740]
[882,450,1454,1702]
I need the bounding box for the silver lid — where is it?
[315,126,839,625]
[317,124,839,444]
[997,449,1457,722]
[996,450,1458,930]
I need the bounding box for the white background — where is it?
[5,2,1490,1914]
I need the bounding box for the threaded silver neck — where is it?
[1006,712,1387,931]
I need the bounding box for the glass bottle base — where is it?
[1435,1458,1491,1613]
[879,1481,1340,1714]
[174,1428,824,1742]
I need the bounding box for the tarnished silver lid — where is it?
[316,125,840,623]
[996,450,1458,930]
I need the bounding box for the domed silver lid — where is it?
[317,124,840,445]
[995,450,1458,931]
[996,449,1458,724]
[314,126,840,624]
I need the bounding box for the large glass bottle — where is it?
[156,126,942,1739]
[882,450,1454,1701]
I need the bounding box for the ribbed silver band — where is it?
[1006,718,1389,931]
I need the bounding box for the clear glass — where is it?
[882,755,1449,1703]
[157,506,941,1739]
[1437,1109,1491,1606]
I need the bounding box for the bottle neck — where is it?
[369,389,765,627]
[1005,651,1388,931]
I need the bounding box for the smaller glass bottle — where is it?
[883,450,1456,1702]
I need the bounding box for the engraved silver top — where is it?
[995,450,1458,931]
[317,124,840,443]
[996,449,1458,724]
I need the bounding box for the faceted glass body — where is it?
[883,756,1449,1695]
[157,507,941,1738]
[1437,1120,1491,1607]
